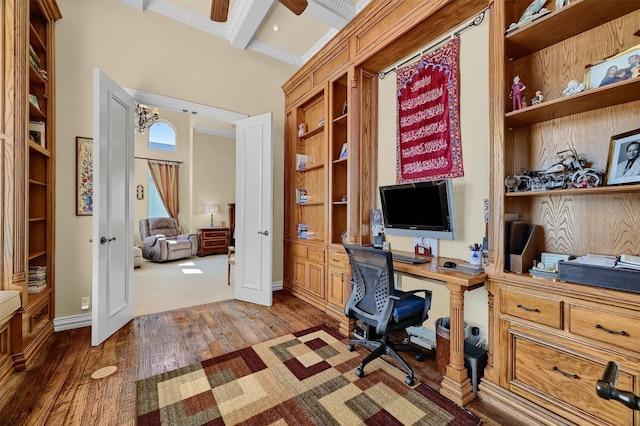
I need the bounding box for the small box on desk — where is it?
[558,261,640,293]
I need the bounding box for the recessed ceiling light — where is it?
[273,25,279,31]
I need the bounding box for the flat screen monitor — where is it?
[379,179,457,240]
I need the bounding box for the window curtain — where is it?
[148,160,180,221]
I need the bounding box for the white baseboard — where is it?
[272,280,283,291]
[54,313,91,331]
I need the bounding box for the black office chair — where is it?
[344,244,433,385]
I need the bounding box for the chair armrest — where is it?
[176,233,196,241]
[142,235,164,247]
[393,289,430,300]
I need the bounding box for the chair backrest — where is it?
[344,244,395,331]
[139,217,179,239]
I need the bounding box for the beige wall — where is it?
[377,16,490,338]
[192,132,236,230]
[54,0,296,318]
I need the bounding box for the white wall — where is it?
[377,16,490,339]
[54,0,296,318]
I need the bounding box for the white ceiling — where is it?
[123,0,371,66]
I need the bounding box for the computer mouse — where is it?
[443,261,457,268]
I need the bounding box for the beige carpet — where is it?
[134,254,234,317]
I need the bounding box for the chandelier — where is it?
[134,103,159,134]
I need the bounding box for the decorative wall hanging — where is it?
[396,38,463,183]
[76,136,93,216]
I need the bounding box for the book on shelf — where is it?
[297,223,311,239]
[28,94,41,111]
[29,120,46,148]
[296,154,308,170]
[296,188,308,204]
[28,283,47,294]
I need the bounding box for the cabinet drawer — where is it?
[307,247,325,263]
[328,251,349,269]
[23,295,51,344]
[202,238,227,248]
[293,244,307,259]
[570,304,640,353]
[513,336,634,426]
[203,231,228,238]
[503,289,562,329]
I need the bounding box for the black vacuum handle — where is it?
[597,361,640,410]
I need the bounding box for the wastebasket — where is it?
[435,317,451,375]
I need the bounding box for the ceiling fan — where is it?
[211,0,308,23]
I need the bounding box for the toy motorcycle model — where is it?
[505,148,603,192]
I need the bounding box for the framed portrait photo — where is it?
[606,129,640,186]
[584,44,640,89]
[76,136,94,216]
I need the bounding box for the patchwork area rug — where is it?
[137,324,482,425]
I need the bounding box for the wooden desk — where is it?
[392,251,486,406]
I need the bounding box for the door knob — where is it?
[100,236,116,244]
[258,230,269,236]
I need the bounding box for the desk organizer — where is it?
[557,261,640,293]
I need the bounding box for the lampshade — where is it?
[204,204,220,214]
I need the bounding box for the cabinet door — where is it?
[327,266,346,307]
[307,261,325,298]
[293,257,307,290]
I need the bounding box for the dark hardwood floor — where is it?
[0,292,522,425]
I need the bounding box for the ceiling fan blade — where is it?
[211,0,229,22]
[278,0,308,16]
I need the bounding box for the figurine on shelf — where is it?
[298,123,306,137]
[510,76,526,111]
[531,90,544,105]
[555,0,570,10]
[507,0,550,31]
[562,79,586,96]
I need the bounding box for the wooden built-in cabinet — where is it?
[0,0,60,385]
[481,1,640,424]
[283,1,488,351]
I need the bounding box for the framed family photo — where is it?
[584,44,640,89]
[606,129,640,186]
[76,136,94,216]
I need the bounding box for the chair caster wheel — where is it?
[355,367,364,378]
[415,352,424,361]
[404,376,414,386]
[347,343,355,352]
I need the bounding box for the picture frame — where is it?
[28,121,45,148]
[584,44,640,89]
[606,129,640,186]
[76,137,94,216]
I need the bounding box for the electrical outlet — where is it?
[81,296,90,310]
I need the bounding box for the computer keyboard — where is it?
[392,253,430,264]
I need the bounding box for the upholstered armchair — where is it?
[139,218,198,262]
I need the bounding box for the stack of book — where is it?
[28,266,47,294]
[615,254,640,271]
[297,223,309,239]
[296,188,308,204]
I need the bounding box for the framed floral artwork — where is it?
[76,136,93,216]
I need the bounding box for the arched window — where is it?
[148,121,176,152]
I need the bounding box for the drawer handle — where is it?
[516,304,539,313]
[553,366,579,380]
[33,313,43,321]
[595,324,628,336]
